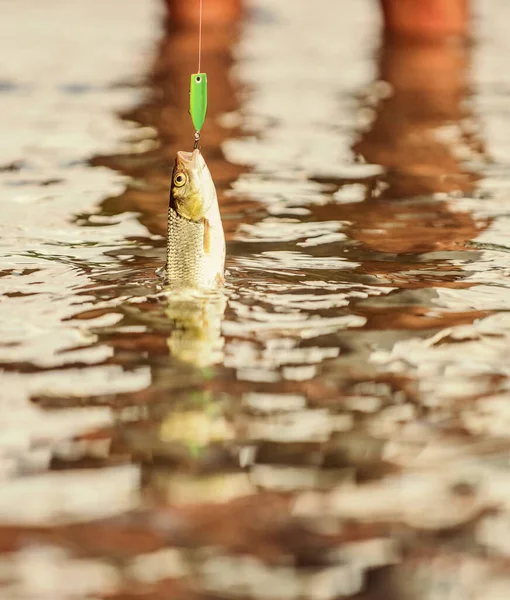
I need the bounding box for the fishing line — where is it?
[190,0,208,149]
[198,0,203,73]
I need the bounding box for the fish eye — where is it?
[173,172,187,187]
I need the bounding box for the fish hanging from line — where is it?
[166,149,225,289]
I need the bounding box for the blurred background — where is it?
[1,0,510,598]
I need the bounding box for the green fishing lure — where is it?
[190,73,208,133]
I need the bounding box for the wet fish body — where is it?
[166,149,225,288]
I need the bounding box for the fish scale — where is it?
[166,207,207,285]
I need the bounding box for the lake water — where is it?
[2,0,510,598]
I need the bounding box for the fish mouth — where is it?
[176,149,201,170]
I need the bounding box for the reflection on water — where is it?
[354,35,483,199]
[3,0,510,597]
[165,288,227,367]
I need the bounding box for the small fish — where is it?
[166,149,225,288]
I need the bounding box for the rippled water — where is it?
[3,0,510,598]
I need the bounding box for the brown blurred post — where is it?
[380,0,469,39]
[164,0,468,38]
[164,0,242,30]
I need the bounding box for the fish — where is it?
[166,149,225,288]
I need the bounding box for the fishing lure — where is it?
[190,72,208,145]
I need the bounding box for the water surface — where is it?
[2,0,510,598]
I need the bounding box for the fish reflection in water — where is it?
[164,287,227,368]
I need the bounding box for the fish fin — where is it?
[203,218,211,254]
